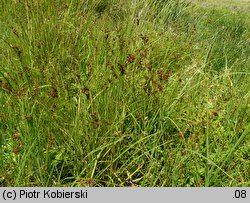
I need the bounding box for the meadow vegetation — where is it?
[0,0,249,186]
[191,0,250,12]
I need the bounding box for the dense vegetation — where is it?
[0,0,249,186]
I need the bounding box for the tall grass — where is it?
[0,0,249,186]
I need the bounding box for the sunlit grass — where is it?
[0,0,249,186]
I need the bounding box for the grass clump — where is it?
[0,0,249,186]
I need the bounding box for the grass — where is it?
[0,0,249,186]
[190,0,250,11]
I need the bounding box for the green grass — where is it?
[0,0,249,186]
[190,0,250,11]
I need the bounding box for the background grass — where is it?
[191,0,250,11]
[0,0,249,186]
